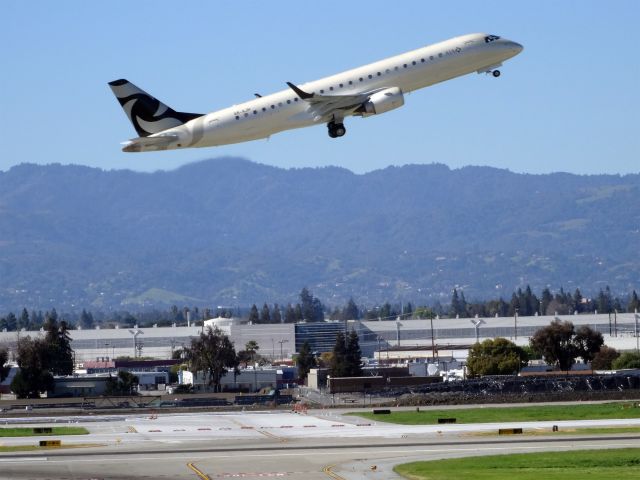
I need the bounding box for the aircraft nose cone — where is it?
[512,42,524,54]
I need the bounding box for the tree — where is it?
[529,321,603,371]
[591,346,620,370]
[238,340,260,366]
[573,325,604,364]
[44,318,74,376]
[284,304,297,323]
[0,348,9,383]
[248,304,259,324]
[572,288,584,314]
[342,298,360,320]
[11,336,55,398]
[18,309,30,330]
[6,312,17,331]
[628,290,640,313]
[105,371,139,395]
[530,320,577,371]
[272,304,282,324]
[296,340,316,382]
[184,326,238,392]
[260,303,271,324]
[345,330,363,377]
[80,309,94,329]
[597,286,613,314]
[612,351,640,370]
[329,331,348,377]
[467,338,528,376]
[540,288,553,316]
[300,288,324,322]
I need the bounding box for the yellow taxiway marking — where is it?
[322,464,346,480]
[187,462,211,480]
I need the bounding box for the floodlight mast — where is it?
[128,328,144,357]
[469,317,485,343]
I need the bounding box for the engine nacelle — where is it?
[359,87,404,117]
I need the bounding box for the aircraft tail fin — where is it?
[108,79,203,137]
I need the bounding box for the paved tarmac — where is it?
[1,409,639,479]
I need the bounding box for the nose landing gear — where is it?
[492,69,501,77]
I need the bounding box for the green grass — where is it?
[350,402,640,425]
[471,426,640,436]
[0,427,89,437]
[394,448,640,479]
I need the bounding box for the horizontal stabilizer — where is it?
[121,134,179,153]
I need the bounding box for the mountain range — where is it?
[1,158,638,311]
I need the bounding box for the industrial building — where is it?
[0,312,638,364]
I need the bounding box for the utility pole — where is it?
[429,314,436,360]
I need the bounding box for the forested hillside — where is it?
[0,158,638,310]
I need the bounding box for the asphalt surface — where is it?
[1,409,639,479]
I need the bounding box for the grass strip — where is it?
[350,402,640,425]
[394,448,640,480]
[0,427,89,437]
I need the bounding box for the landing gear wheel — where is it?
[327,121,346,138]
[492,70,501,77]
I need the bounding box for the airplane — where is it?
[109,33,523,152]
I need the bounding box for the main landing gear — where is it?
[327,120,346,138]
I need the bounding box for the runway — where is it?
[1,410,639,479]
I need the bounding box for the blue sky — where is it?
[1,1,638,175]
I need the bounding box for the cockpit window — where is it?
[484,35,501,43]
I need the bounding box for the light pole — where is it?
[128,329,143,358]
[514,308,519,340]
[470,318,485,344]
[278,339,289,361]
[429,314,436,360]
[635,310,639,353]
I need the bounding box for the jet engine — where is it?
[358,87,404,117]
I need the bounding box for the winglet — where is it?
[286,82,314,100]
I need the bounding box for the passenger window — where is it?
[320,89,324,93]
[330,86,334,91]
[262,107,266,112]
[403,64,407,68]
[438,53,443,58]
[412,61,416,65]
[278,102,282,106]
[430,55,434,60]
[359,77,363,82]
[294,98,298,102]
[339,83,343,88]
[395,66,399,71]
[421,58,425,63]
[286,99,291,104]
[253,110,257,114]
[271,105,275,109]
[235,115,239,120]
[349,80,353,85]
[385,69,390,73]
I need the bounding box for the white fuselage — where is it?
[152,33,522,150]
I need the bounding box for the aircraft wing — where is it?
[121,134,179,152]
[286,82,373,121]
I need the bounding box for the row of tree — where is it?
[467,319,640,376]
[1,287,638,332]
